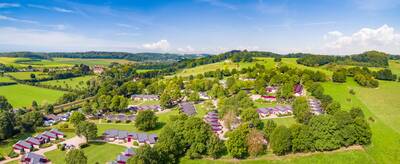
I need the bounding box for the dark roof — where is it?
[23,152,46,164]
[294,84,303,94]
[180,102,196,116]
[26,137,41,145]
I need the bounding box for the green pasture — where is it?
[52,58,134,67]
[44,142,126,164]
[40,75,95,90]
[389,60,400,76]
[0,76,15,83]
[0,84,65,107]
[7,72,49,80]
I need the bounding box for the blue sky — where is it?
[0,0,399,54]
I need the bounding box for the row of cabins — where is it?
[13,129,64,154]
[105,114,136,123]
[20,152,48,164]
[308,98,323,115]
[128,105,162,112]
[257,105,293,118]
[204,111,223,135]
[103,130,158,146]
[179,102,197,116]
[109,148,136,164]
[131,94,159,101]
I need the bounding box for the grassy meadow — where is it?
[0,76,15,83]
[7,71,49,80]
[0,84,65,107]
[52,58,134,67]
[40,75,95,90]
[389,60,400,76]
[45,142,126,164]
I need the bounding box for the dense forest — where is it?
[0,51,210,62]
[296,51,390,67]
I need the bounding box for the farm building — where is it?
[261,95,277,102]
[179,102,197,116]
[131,94,159,101]
[102,130,158,145]
[93,65,105,74]
[109,148,136,164]
[21,152,48,164]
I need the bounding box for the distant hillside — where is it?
[0,51,210,62]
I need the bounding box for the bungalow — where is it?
[293,84,305,97]
[128,105,162,112]
[265,86,278,93]
[257,105,293,118]
[25,137,41,149]
[308,99,323,115]
[21,152,48,164]
[13,140,32,154]
[115,154,129,164]
[34,134,50,144]
[204,111,223,134]
[179,102,197,116]
[123,148,136,157]
[103,130,158,145]
[42,131,57,141]
[257,108,271,118]
[131,94,159,101]
[49,129,64,138]
[261,95,277,102]
[105,114,135,122]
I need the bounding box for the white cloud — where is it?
[0,27,139,52]
[28,4,74,13]
[0,3,20,8]
[53,7,74,13]
[177,46,195,53]
[142,40,170,51]
[0,15,38,24]
[324,24,400,54]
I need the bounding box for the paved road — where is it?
[1,136,85,164]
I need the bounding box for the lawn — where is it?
[96,109,181,135]
[263,117,297,127]
[0,84,66,107]
[280,58,333,76]
[40,75,96,90]
[44,142,126,164]
[7,72,49,80]
[0,76,15,83]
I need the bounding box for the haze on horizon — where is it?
[0,0,399,55]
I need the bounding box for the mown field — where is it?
[389,60,400,76]
[0,84,65,107]
[0,76,15,83]
[45,142,126,164]
[0,57,134,68]
[40,75,95,90]
[7,71,49,80]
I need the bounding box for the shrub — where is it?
[40,143,52,148]
[8,151,19,158]
[79,143,89,149]
[133,141,139,146]
[349,89,356,95]
[0,155,5,161]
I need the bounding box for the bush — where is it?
[349,89,356,95]
[8,151,19,158]
[79,143,89,149]
[0,155,5,161]
[40,143,52,148]
[133,141,139,146]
